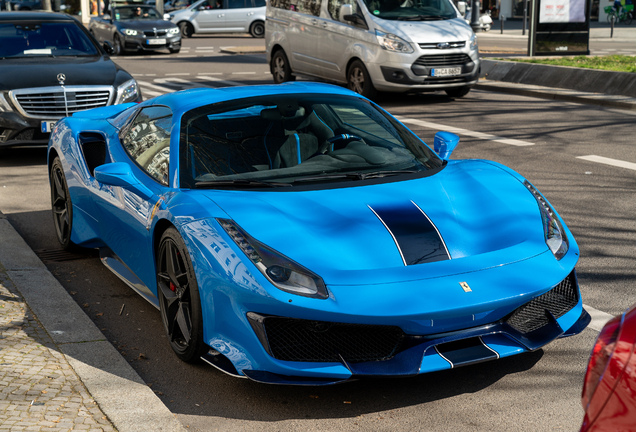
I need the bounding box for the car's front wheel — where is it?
[347,60,377,99]
[179,22,194,38]
[157,227,206,363]
[249,20,265,38]
[50,157,79,251]
[169,46,181,54]
[113,34,123,55]
[271,50,294,84]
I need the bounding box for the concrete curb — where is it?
[220,46,266,54]
[0,217,187,432]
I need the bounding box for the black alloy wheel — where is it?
[249,20,265,38]
[157,227,206,363]
[179,22,194,38]
[271,50,295,84]
[445,86,471,98]
[168,46,181,53]
[50,157,78,251]
[113,34,123,55]
[347,60,377,99]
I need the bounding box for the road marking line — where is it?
[584,304,614,332]
[577,155,636,171]
[232,72,256,75]
[197,75,244,87]
[395,117,535,146]
[198,72,222,75]
[137,80,175,93]
[165,73,191,76]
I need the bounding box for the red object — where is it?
[581,304,636,431]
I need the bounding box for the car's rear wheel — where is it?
[445,86,471,98]
[113,34,123,55]
[271,49,295,84]
[157,227,206,363]
[179,22,194,38]
[347,60,377,99]
[50,157,79,252]
[249,20,265,38]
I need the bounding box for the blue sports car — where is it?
[47,82,590,385]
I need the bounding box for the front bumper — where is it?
[122,34,181,52]
[0,111,54,147]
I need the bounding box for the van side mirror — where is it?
[457,1,466,13]
[433,131,459,160]
[339,3,353,22]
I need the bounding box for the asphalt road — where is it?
[0,34,635,432]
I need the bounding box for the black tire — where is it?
[179,22,194,38]
[50,157,79,252]
[249,20,265,38]
[271,49,294,84]
[445,86,471,98]
[169,46,181,54]
[157,227,206,363]
[624,12,633,25]
[347,60,377,99]
[113,34,123,55]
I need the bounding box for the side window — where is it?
[122,106,173,186]
[228,0,246,7]
[253,0,266,6]
[328,0,357,20]
[270,0,321,15]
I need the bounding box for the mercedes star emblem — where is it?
[57,73,66,85]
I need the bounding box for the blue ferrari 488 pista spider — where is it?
[48,82,590,385]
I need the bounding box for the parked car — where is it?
[0,12,141,149]
[266,0,480,99]
[581,303,636,431]
[6,0,42,10]
[164,0,194,12]
[48,82,590,384]
[89,4,182,55]
[169,0,266,38]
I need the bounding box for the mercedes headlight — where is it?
[121,28,139,36]
[0,94,12,112]
[524,180,569,260]
[375,29,414,53]
[168,27,180,34]
[115,79,139,105]
[218,219,328,299]
[469,33,478,50]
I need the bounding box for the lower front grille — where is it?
[506,271,579,333]
[254,315,405,363]
[413,53,472,67]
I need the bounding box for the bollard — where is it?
[611,14,614,38]
[500,13,506,34]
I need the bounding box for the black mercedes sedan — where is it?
[0,12,142,148]
[89,4,181,55]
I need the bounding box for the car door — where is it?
[224,0,250,31]
[92,106,173,292]
[192,0,227,31]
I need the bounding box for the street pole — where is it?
[471,0,482,31]
[522,0,527,35]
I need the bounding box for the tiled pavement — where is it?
[0,272,116,432]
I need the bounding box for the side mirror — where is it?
[163,13,171,19]
[339,3,353,22]
[94,162,155,201]
[103,40,114,54]
[433,131,459,160]
[457,1,466,14]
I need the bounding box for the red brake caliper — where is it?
[170,282,176,292]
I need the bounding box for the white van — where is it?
[265,0,480,98]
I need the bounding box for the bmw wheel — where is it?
[271,50,295,84]
[50,157,79,251]
[347,60,377,99]
[157,227,206,363]
[113,34,123,55]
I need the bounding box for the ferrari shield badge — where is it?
[460,282,472,292]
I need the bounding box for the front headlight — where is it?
[121,28,139,36]
[469,33,478,50]
[218,219,328,299]
[375,29,414,53]
[0,94,13,112]
[168,27,180,34]
[115,79,139,105]
[524,180,569,260]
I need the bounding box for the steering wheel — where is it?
[306,134,363,161]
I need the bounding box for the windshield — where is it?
[179,94,443,189]
[361,0,457,20]
[114,5,161,20]
[0,22,98,58]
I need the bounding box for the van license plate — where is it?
[41,121,57,133]
[148,38,166,45]
[431,67,461,77]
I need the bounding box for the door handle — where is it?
[311,19,318,24]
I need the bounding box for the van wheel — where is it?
[347,60,377,99]
[271,50,295,84]
[179,22,194,38]
[249,20,265,38]
[445,86,471,98]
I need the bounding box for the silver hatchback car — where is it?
[266,0,480,99]
[169,0,267,37]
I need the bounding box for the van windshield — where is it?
[361,0,457,20]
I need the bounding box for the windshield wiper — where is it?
[292,170,418,184]
[194,179,292,189]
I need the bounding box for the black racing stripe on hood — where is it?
[369,201,450,266]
